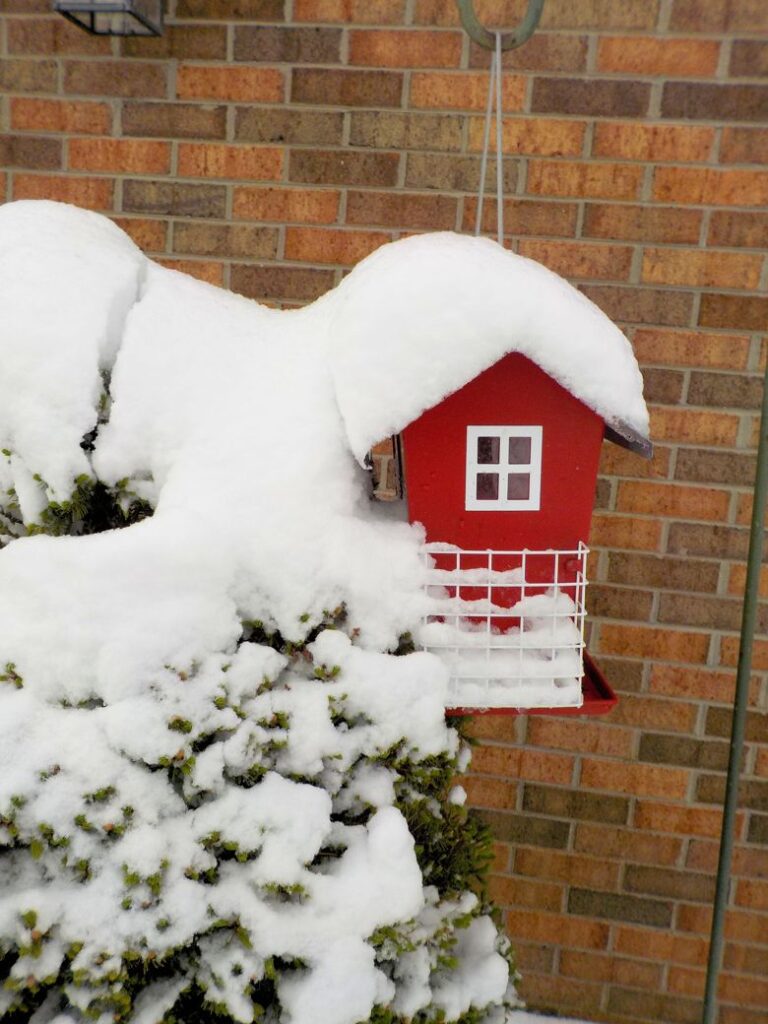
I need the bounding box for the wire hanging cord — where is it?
[474,31,505,246]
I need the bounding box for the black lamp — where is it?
[54,1,164,36]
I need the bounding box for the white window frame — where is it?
[465,425,543,512]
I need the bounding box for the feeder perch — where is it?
[394,351,651,716]
[54,0,164,36]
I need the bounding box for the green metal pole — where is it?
[701,357,768,1024]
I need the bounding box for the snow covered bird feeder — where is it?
[54,0,163,36]
[331,233,652,716]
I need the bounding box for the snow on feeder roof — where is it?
[328,231,650,465]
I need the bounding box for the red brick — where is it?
[123,181,226,219]
[177,144,283,181]
[688,841,768,878]
[720,127,768,165]
[730,39,768,77]
[122,102,227,141]
[597,36,719,77]
[727,562,768,600]
[526,716,634,759]
[662,82,768,124]
[600,624,709,664]
[233,186,339,225]
[589,513,662,552]
[642,248,762,289]
[469,33,587,73]
[172,223,278,260]
[527,160,643,200]
[11,98,112,136]
[649,665,751,706]
[580,759,689,800]
[467,117,586,158]
[123,24,228,60]
[230,264,334,304]
[346,190,457,230]
[7,15,111,56]
[471,745,574,785]
[632,329,751,371]
[292,68,402,107]
[12,173,113,211]
[616,481,730,521]
[515,847,620,890]
[518,239,632,281]
[0,58,58,93]
[349,29,461,68]
[720,635,768,672]
[463,197,578,237]
[582,284,693,327]
[593,122,714,163]
[462,775,518,812]
[410,72,525,111]
[699,294,768,332]
[532,77,650,118]
[176,66,284,103]
[291,150,399,188]
[599,441,672,480]
[294,0,405,21]
[64,60,166,99]
[284,227,390,266]
[654,166,768,206]
[518,973,604,1018]
[112,217,167,252]
[614,926,708,967]
[709,210,768,251]
[156,258,224,287]
[0,134,61,170]
[505,908,610,950]
[650,407,740,447]
[612,694,699,735]
[541,0,660,30]
[69,138,171,175]
[350,111,463,152]
[735,878,768,911]
[560,949,663,989]
[670,0,768,33]
[488,874,563,911]
[575,823,683,866]
[584,203,701,244]
[634,802,727,838]
[175,0,285,17]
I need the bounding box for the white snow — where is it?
[328,231,649,463]
[0,200,649,1024]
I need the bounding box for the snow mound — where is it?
[0,201,526,1024]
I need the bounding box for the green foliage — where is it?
[0,478,512,1024]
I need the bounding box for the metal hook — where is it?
[456,0,545,51]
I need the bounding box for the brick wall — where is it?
[1,1,767,1021]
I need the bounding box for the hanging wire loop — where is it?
[456,0,545,51]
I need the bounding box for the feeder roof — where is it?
[326,232,651,463]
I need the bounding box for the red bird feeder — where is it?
[397,352,651,716]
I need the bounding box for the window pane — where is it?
[508,436,532,464]
[476,473,499,500]
[507,473,530,500]
[477,436,500,464]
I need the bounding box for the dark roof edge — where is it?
[604,419,654,459]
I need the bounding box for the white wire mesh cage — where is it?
[418,543,589,710]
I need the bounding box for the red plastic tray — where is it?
[445,651,617,717]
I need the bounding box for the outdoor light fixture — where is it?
[54,1,164,37]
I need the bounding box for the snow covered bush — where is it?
[0,202,520,1024]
